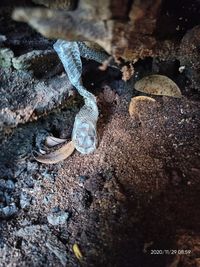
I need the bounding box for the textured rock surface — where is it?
[0,69,73,132]
[0,48,14,68]
[11,0,200,89]
[33,0,76,9]
[12,49,59,76]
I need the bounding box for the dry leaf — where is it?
[129,96,156,118]
[45,136,67,147]
[73,243,83,260]
[134,75,182,98]
[34,141,75,164]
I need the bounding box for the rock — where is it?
[3,192,13,206]
[0,69,73,132]
[0,179,15,191]
[0,180,15,211]
[15,224,49,238]
[20,192,32,209]
[33,0,76,9]
[15,224,67,265]
[0,48,14,68]
[11,0,161,59]
[46,235,68,266]
[0,203,18,218]
[0,35,6,43]
[12,49,60,77]
[12,0,200,87]
[47,210,70,226]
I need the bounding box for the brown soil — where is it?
[0,5,200,267]
[1,63,200,266]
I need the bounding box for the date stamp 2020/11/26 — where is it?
[150,249,192,255]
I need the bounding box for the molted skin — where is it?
[72,118,97,154]
[53,40,99,154]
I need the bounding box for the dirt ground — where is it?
[0,58,200,267]
[0,6,200,267]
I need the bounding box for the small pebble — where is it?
[47,210,69,226]
[43,194,53,205]
[20,192,32,209]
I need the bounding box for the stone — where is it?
[0,203,18,218]
[0,48,14,68]
[33,0,76,9]
[47,210,70,226]
[0,69,73,132]
[20,192,32,209]
[12,50,60,77]
[0,179,15,191]
[46,236,68,266]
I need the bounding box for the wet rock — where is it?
[46,235,68,266]
[0,48,14,68]
[47,210,70,226]
[20,192,32,209]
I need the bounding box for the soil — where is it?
[0,6,200,267]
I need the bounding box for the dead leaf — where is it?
[134,75,182,98]
[129,96,156,118]
[73,243,83,260]
[45,136,67,147]
[34,141,75,164]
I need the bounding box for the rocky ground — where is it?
[0,4,200,267]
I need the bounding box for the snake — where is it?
[53,40,109,154]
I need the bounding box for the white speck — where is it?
[179,66,185,73]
